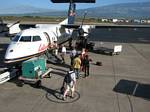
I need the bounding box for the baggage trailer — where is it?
[94,45,122,56]
[18,68,53,87]
[18,57,53,87]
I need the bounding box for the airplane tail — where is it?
[68,3,76,24]
[59,2,76,25]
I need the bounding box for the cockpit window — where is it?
[12,35,20,42]
[33,36,41,42]
[19,36,31,42]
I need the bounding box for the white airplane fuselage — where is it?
[4,23,70,64]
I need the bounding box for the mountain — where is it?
[0,5,59,14]
[26,2,150,18]
[1,2,150,18]
[77,2,150,18]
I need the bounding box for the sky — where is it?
[0,0,150,10]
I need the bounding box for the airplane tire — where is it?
[17,80,24,87]
[35,80,41,88]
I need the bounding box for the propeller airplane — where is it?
[4,0,96,65]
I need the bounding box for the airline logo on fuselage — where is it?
[38,44,48,52]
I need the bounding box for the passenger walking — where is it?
[63,68,76,100]
[70,47,77,66]
[53,41,58,55]
[73,54,81,79]
[83,55,90,77]
[80,48,87,71]
[61,45,66,63]
[81,48,86,58]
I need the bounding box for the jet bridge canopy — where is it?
[51,0,95,3]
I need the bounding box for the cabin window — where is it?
[32,36,41,41]
[12,35,20,42]
[19,36,31,42]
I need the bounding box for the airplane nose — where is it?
[5,49,14,60]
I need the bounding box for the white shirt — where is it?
[69,71,76,86]
[62,46,66,53]
[70,49,77,57]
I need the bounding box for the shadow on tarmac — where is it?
[113,79,150,101]
[41,86,63,100]
[8,77,80,103]
[51,67,68,73]
[51,70,66,77]
[49,63,71,77]
[43,86,80,103]
[55,63,71,69]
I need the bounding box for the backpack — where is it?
[64,72,72,84]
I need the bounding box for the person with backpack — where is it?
[63,68,76,100]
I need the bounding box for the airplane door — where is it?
[44,32,51,44]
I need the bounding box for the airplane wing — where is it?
[62,24,80,29]
[0,20,36,35]
[19,24,36,30]
[62,24,95,37]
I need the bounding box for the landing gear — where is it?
[76,36,95,51]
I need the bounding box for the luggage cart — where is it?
[18,68,53,87]
[95,45,122,56]
[18,57,53,87]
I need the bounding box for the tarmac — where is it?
[0,31,150,112]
